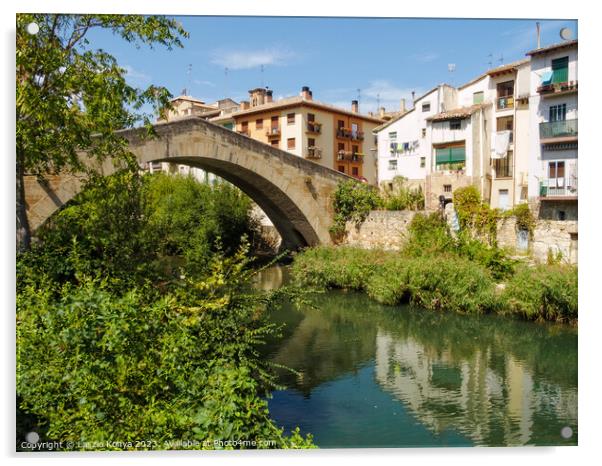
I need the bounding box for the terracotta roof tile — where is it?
[427,103,489,122]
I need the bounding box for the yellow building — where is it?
[233,87,384,184]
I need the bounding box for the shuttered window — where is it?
[435,146,466,164]
[552,57,569,83]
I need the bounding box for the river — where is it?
[255,265,578,448]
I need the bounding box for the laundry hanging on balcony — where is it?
[491,130,511,159]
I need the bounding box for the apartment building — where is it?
[527,40,578,221]
[232,87,384,184]
[374,85,455,193]
[375,58,532,211]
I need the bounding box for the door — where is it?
[498,189,509,211]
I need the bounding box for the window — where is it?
[473,91,484,104]
[287,138,296,150]
[389,131,397,141]
[352,145,359,155]
[271,140,279,147]
[551,56,569,84]
[548,161,565,184]
[287,113,295,125]
[338,142,345,152]
[241,121,248,132]
[422,102,431,112]
[271,116,279,127]
[450,119,462,130]
[351,123,359,138]
[351,167,359,176]
[337,120,345,129]
[496,115,514,143]
[443,184,452,193]
[308,113,315,122]
[494,150,513,178]
[497,80,514,98]
[435,146,466,170]
[421,128,426,138]
[558,210,566,221]
[308,137,315,148]
[338,165,345,173]
[420,157,426,168]
[549,104,567,122]
[256,118,263,129]
[388,159,398,170]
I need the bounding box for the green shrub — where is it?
[453,185,500,245]
[329,180,381,239]
[17,249,314,449]
[403,211,453,256]
[380,177,425,211]
[502,264,578,323]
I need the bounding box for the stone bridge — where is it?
[24,117,353,250]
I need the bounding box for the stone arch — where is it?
[24,117,352,250]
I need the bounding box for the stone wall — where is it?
[343,210,418,250]
[343,208,578,264]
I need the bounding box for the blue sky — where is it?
[87,16,577,114]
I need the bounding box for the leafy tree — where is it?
[16,14,188,251]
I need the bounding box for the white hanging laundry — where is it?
[491,130,511,159]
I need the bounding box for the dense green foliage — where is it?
[505,202,537,236]
[16,14,188,250]
[292,211,577,324]
[380,176,425,211]
[453,185,500,245]
[329,180,381,239]
[17,172,314,450]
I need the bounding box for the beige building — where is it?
[232,87,384,184]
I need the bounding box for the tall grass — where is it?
[291,246,577,324]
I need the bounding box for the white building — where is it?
[526,40,578,221]
[374,85,456,192]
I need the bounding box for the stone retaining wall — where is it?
[343,209,578,264]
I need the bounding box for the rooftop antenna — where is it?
[260,64,264,88]
[187,63,192,95]
[357,88,361,105]
[487,53,493,68]
[498,54,504,65]
[536,22,541,49]
[376,93,380,110]
[447,63,456,85]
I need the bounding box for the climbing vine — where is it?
[452,186,500,245]
[506,203,536,237]
[329,180,381,241]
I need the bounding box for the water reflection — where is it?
[256,267,578,447]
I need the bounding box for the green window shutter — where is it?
[435,148,451,164]
[552,57,569,83]
[449,147,466,162]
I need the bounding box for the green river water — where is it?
[255,265,578,448]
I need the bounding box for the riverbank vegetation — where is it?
[17,171,314,450]
[293,211,577,324]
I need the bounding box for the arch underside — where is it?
[159,156,320,251]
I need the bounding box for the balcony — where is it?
[351,131,364,141]
[306,146,322,159]
[266,127,281,138]
[539,119,578,143]
[537,80,578,98]
[306,122,322,134]
[539,178,578,199]
[238,129,249,137]
[337,150,364,162]
[336,128,352,139]
[496,95,514,110]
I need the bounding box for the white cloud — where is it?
[413,52,440,63]
[122,65,151,84]
[193,79,216,87]
[210,47,295,70]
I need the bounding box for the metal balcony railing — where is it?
[540,178,578,198]
[496,95,514,110]
[266,127,281,137]
[306,122,322,133]
[539,119,578,140]
[306,147,322,159]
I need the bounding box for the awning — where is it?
[540,70,553,86]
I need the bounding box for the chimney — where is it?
[301,86,312,101]
[240,100,250,111]
[266,89,273,103]
[379,107,386,118]
[400,98,406,112]
[351,100,359,113]
[411,91,416,103]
